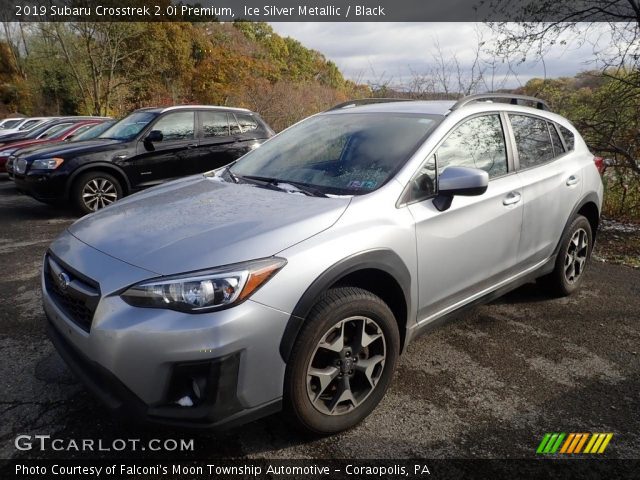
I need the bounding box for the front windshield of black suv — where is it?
[99,111,158,141]
[229,112,439,195]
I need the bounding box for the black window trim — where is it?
[399,110,515,207]
[547,121,566,158]
[506,112,573,172]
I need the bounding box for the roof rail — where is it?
[327,98,412,111]
[450,93,550,111]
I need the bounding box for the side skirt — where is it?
[405,255,556,346]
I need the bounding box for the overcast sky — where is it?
[270,23,605,90]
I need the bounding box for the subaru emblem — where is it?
[57,272,71,290]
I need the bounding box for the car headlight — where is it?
[120,257,286,313]
[31,157,64,170]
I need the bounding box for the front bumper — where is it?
[43,231,289,428]
[13,170,67,201]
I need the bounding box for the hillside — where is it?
[0,21,367,131]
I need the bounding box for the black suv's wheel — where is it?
[284,287,400,434]
[539,214,593,296]
[72,171,123,214]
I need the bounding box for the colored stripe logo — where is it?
[537,433,613,454]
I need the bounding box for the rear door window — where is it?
[509,114,555,169]
[200,111,230,138]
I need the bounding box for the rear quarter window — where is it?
[234,113,260,134]
[558,125,575,151]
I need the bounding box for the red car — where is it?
[0,119,105,173]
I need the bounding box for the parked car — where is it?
[6,121,117,179]
[0,117,108,144]
[65,119,116,142]
[13,105,274,213]
[0,117,52,136]
[42,94,602,433]
[0,120,106,173]
[0,116,26,130]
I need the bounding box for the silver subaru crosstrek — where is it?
[43,94,603,434]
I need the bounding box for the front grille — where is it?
[45,255,100,332]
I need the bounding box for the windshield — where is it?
[37,123,72,139]
[72,121,115,141]
[2,119,23,129]
[99,112,157,141]
[229,113,440,195]
[19,119,42,130]
[25,120,59,139]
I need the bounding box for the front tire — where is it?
[71,171,123,214]
[284,287,400,435]
[539,214,593,296]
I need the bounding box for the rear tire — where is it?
[284,287,400,435]
[71,171,123,214]
[538,214,593,297]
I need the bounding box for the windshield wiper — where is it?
[238,175,328,197]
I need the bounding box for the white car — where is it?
[0,117,52,137]
[0,117,26,130]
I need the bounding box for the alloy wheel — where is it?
[82,178,118,211]
[306,316,386,416]
[564,228,589,284]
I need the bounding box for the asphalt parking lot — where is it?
[1,178,639,461]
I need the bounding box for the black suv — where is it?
[12,106,274,213]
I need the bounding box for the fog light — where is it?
[192,376,208,400]
[176,396,194,407]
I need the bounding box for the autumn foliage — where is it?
[0,21,367,131]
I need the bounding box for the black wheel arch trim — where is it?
[279,249,411,363]
[65,162,131,197]
[552,191,601,257]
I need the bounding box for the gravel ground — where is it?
[0,179,638,461]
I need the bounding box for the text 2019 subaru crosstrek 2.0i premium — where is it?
[43,95,603,434]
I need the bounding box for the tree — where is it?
[489,1,639,82]
[490,2,640,220]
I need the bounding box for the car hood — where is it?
[3,138,55,155]
[0,132,29,143]
[21,138,121,160]
[68,176,351,275]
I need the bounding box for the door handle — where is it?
[566,175,580,186]
[186,143,198,148]
[503,192,522,206]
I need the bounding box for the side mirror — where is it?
[145,130,163,143]
[433,166,489,212]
